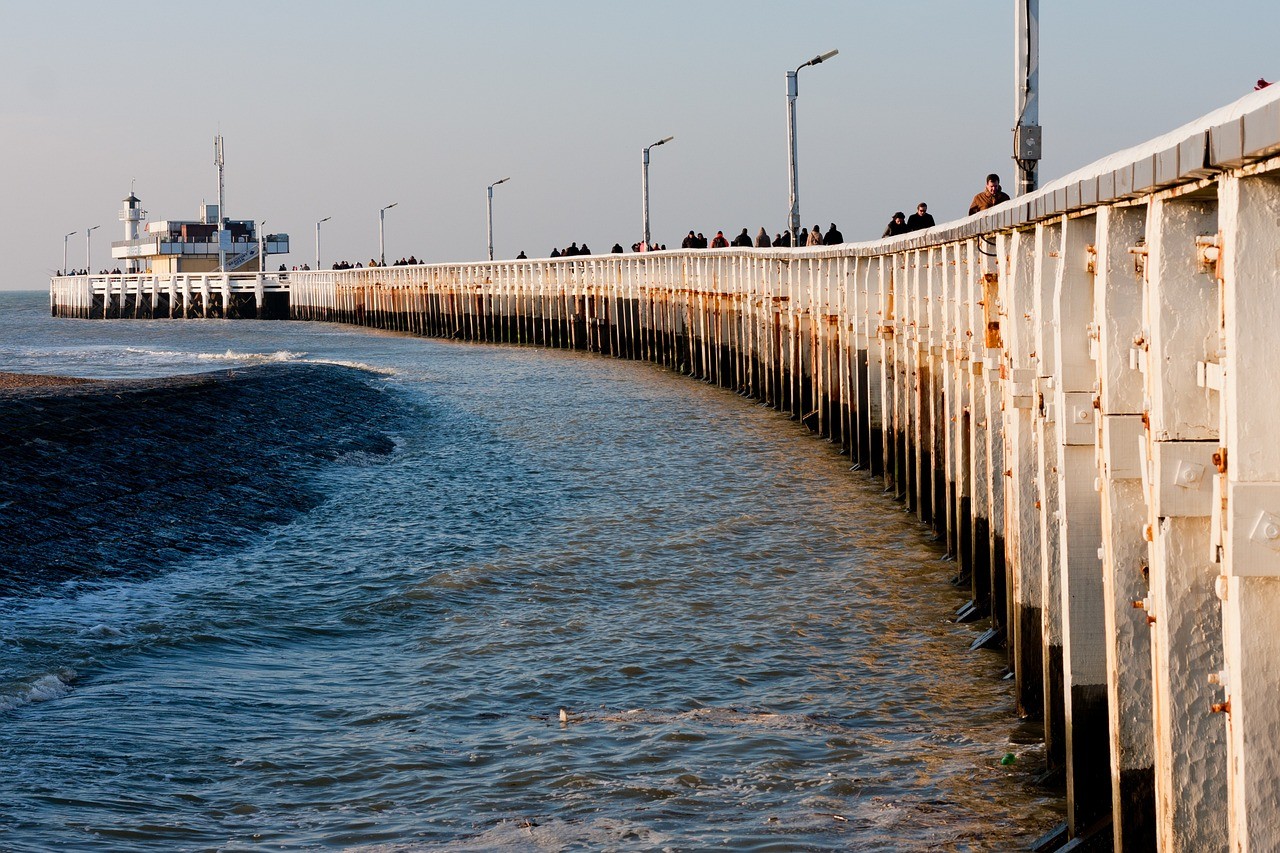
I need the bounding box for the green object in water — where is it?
[1000,752,1016,766]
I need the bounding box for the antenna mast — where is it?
[215,135,226,271]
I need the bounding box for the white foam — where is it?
[196,349,307,363]
[298,358,400,376]
[0,672,74,713]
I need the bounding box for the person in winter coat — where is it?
[823,223,844,244]
[806,224,824,246]
[710,230,729,248]
[775,231,791,247]
[755,228,772,248]
[731,228,752,247]
[906,203,935,231]
[968,174,1010,215]
[682,230,697,249]
[882,212,911,237]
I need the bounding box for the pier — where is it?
[49,85,1280,851]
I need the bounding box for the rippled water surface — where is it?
[0,291,1061,850]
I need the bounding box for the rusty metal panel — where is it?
[1155,145,1181,185]
[1243,98,1280,160]
[1133,155,1156,192]
[1097,171,1115,201]
[1081,177,1099,207]
[1066,182,1082,210]
[1113,165,1134,198]
[1210,116,1246,167]
[1178,131,1213,178]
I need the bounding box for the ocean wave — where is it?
[0,363,407,597]
[0,671,74,713]
[119,348,400,376]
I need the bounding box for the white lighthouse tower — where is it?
[119,190,145,272]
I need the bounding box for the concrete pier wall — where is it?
[50,84,1280,852]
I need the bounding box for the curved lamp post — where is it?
[316,216,331,270]
[486,177,510,261]
[642,136,674,250]
[85,225,100,274]
[64,230,77,274]
[786,49,838,246]
[379,203,397,266]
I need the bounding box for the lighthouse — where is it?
[119,191,145,272]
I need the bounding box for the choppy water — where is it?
[0,290,1061,850]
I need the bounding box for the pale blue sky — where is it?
[3,1,1277,287]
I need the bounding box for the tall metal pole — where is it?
[215,135,226,272]
[85,225,100,273]
[63,231,76,274]
[1014,0,1040,195]
[487,177,510,261]
[786,50,838,246]
[642,136,673,250]
[379,203,397,266]
[316,216,330,270]
[259,221,267,272]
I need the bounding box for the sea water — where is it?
[0,290,1061,850]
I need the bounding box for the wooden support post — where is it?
[1217,172,1280,853]
[1093,203,1157,851]
[1143,194,1228,852]
[1004,228,1045,717]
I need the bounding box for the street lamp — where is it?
[642,136,674,250]
[486,177,510,262]
[379,203,397,266]
[63,231,77,274]
[786,48,838,246]
[85,225,100,274]
[259,221,267,272]
[316,216,331,270]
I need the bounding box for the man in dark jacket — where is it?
[823,223,844,244]
[882,212,911,237]
[731,228,752,247]
[969,174,1010,215]
[906,203,935,231]
[682,231,697,249]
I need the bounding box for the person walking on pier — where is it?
[968,174,1010,215]
[774,230,790,247]
[807,224,824,246]
[823,223,844,244]
[906,203,935,231]
[731,228,752,247]
[882,212,910,237]
[710,230,729,248]
[755,228,772,248]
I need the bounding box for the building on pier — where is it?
[110,193,288,274]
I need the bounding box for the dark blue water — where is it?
[0,291,1061,850]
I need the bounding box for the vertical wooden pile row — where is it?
[49,274,283,320]
[287,175,1280,850]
